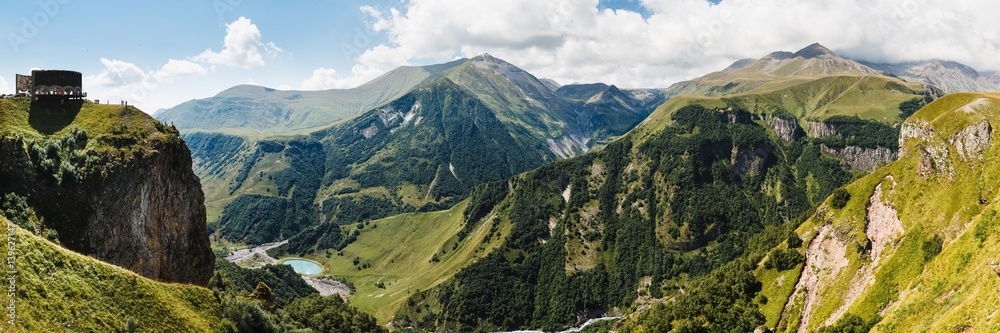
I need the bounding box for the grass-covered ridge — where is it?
[769,93,1000,332]
[0,97,183,167]
[1,217,221,332]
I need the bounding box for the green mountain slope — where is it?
[184,56,660,254]
[444,55,659,157]
[1,218,220,332]
[271,199,510,325]
[770,93,1000,332]
[387,102,862,331]
[156,59,464,135]
[209,78,548,250]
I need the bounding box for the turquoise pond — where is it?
[283,259,323,275]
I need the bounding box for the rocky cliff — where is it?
[765,115,803,142]
[819,145,898,172]
[0,99,213,286]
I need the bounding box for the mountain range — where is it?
[4,41,1000,332]
[165,54,662,255]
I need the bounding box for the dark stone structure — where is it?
[15,70,86,98]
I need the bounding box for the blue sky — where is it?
[2,0,998,113]
[1,1,400,111]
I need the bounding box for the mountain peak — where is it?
[793,43,835,59]
[470,53,501,63]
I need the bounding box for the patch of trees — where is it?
[321,195,409,226]
[764,248,803,271]
[898,96,934,119]
[459,180,509,241]
[25,127,94,185]
[208,259,316,307]
[830,188,851,209]
[210,259,384,333]
[622,261,765,332]
[0,192,58,242]
[921,234,943,262]
[283,223,349,256]
[815,115,899,149]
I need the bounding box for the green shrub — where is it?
[922,234,943,262]
[219,296,282,333]
[830,188,850,209]
[764,248,803,271]
[787,232,803,248]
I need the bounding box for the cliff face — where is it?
[802,120,838,138]
[0,136,214,285]
[765,115,803,142]
[0,100,214,286]
[820,145,899,172]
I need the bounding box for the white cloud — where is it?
[0,76,9,94]
[191,17,281,69]
[85,17,283,111]
[84,58,156,104]
[300,64,386,91]
[153,59,208,83]
[301,68,341,90]
[86,58,150,87]
[85,57,210,107]
[349,0,1000,88]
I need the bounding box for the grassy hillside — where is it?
[0,217,221,332]
[768,93,1000,332]
[0,97,179,149]
[281,199,510,324]
[639,76,927,139]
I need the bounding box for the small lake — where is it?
[283,259,323,275]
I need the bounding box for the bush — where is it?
[830,188,850,209]
[764,248,803,271]
[922,234,943,262]
[787,232,803,248]
[219,296,282,333]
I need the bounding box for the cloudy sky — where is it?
[2,0,998,113]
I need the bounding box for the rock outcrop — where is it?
[765,115,803,142]
[803,120,838,138]
[898,120,934,157]
[820,145,899,172]
[731,145,771,177]
[0,136,214,286]
[789,224,849,333]
[864,180,903,261]
[950,120,991,162]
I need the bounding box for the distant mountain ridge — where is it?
[664,43,886,100]
[862,59,1000,94]
[157,60,464,134]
